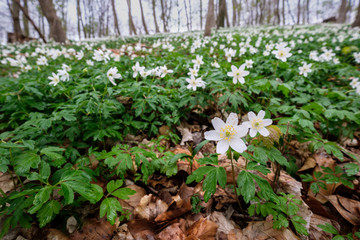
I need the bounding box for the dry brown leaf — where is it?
[209,211,242,240]
[298,157,317,172]
[159,125,171,136]
[327,195,360,225]
[242,221,300,240]
[186,217,218,240]
[176,122,194,145]
[157,222,186,240]
[309,214,340,240]
[0,172,17,193]
[66,216,77,234]
[127,219,157,240]
[303,196,334,219]
[69,217,116,240]
[118,185,146,220]
[113,224,134,240]
[134,194,168,221]
[266,171,302,197]
[47,229,71,240]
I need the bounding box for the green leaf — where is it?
[39,162,50,181]
[100,197,122,225]
[344,163,359,176]
[111,188,136,200]
[40,147,65,161]
[13,151,41,175]
[36,200,61,228]
[237,171,255,203]
[317,223,338,235]
[61,183,74,205]
[106,179,123,194]
[192,140,209,157]
[323,142,343,161]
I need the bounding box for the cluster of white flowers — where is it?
[354,52,360,64]
[204,111,272,154]
[107,67,122,86]
[272,43,292,62]
[350,77,360,95]
[131,61,174,79]
[186,55,206,91]
[227,64,250,84]
[299,62,312,77]
[48,64,71,86]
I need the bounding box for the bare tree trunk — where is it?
[297,0,301,24]
[13,0,47,42]
[351,0,360,27]
[188,0,192,30]
[224,0,230,26]
[306,0,309,23]
[177,0,180,31]
[337,0,348,23]
[138,0,148,34]
[276,0,280,24]
[184,0,190,30]
[22,0,29,37]
[259,0,264,24]
[204,0,215,36]
[111,0,121,35]
[217,0,226,28]
[232,0,237,26]
[39,0,66,42]
[160,0,167,32]
[237,0,241,25]
[126,0,137,35]
[200,0,203,29]
[8,0,23,41]
[152,0,160,33]
[282,0,285,24]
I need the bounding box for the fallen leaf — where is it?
[209,211,242,240]
[186,217,218,240]
[309,214,340,240]
[266,170,302,197]
[242,221,300,240]
[69,217,116,240]
[66,216,77,234]
[134,194,169,221]
[127,219,157,240]
[157,222,186,240]
[327,195,360,225]
[47,229,71,240]
[0,172,17,193]
[113,224,134,240]
[118,184,146,219]
[298,157,317,172]
[176,122,194,145]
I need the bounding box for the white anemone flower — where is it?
[132,62,145,78]
[243,110,272,137]
[107,67,121,86]
[204,113,248,154]
[272,46,292,62]
[186,75,205,91]
[159,65,173,78]
[188,66,199,77]
[48,73,60,86]
[57,69,70,81]
[192,55,204,68]
[227,64,249,84]
[299,62,312,77]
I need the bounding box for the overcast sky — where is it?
[0,0,357,43]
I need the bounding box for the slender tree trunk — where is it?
[204,0,215,36]
[232,0,237,26]
[152,0,160,33]
[184,0,190,30]
[259,0,264,24]
[217,0,226,28]
[237,0,241,25]
[188,0,192,30]
[111,0,121,35]
[306,0,309,23]
[297,0,301,24]
[8,0,23,41]
[276,0,280,24]
[38,0,66,42]
[138,0,148,34]
[13,0,46,42]
[126,0,137,35]
[337,0,348,23]
[160,0,167,32]
[351,0,360,27]
[282,0,285,25]
[22,0,29,37]
[224,0,230,27]
[200,0,203,29]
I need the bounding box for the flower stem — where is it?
[229,150,244,215]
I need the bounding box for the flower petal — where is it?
[227,72,234,77]
[259,128,270,137]
[233,78,237,84]
[212,117,226,131]
[257,110,265,119]
[263,119,273,126]
[229,138,247,153]
[226,113,238,126]
[204,130,222,141]
[231,65,237,71]
[249,128,257,137]
[247,112,256,121]
[234,125,249,138]
[216,140,229,154]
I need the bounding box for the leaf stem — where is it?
[229,150,244,215]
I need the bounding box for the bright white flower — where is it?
[263,51,270,56]
[224,48,236,62]
[159,65,173,78]
[76,51,84,60]
[211,61,220,68]
[243,110,272,137]
[140,70,150,78]
[186,75,206,91]
[245,59,254,69]
[188,66,199,77]
[57,69,69,81]
[93,49,110,62]
[204,113,248,154]
[48,73,60,86]
[350,78,359,89]
[320,49,335,61]
[86,60,94,66]
[272,46,292,62]
[227,64,249,84]
[107,67,121,86]
[62,64,71,72]
[37,56,48,66]
[192,55,204,68]
[299,62,312,77]
[354,52,360,63]
[132,62,145,78]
